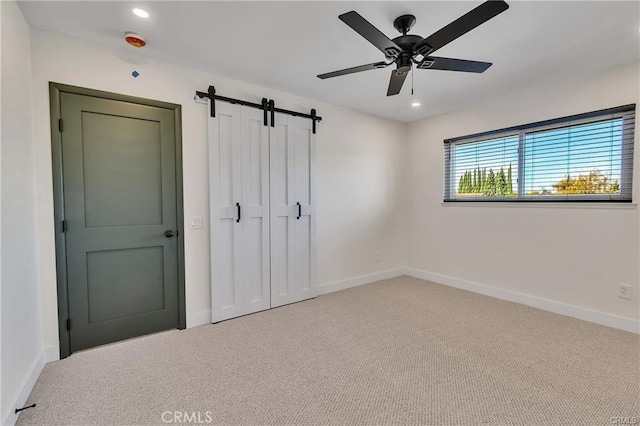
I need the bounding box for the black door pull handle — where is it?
[296,202,301,220]
[236,203,241,223]
[165,230,174,238]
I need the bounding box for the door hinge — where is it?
[61,220,67,233]
[58,119,63,132]
[66,318,71,331]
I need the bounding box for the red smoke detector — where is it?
[124,32,146,48]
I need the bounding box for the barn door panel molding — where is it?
[201,85,317,323]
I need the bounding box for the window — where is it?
[443,105,635,202]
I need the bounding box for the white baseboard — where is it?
[189,269,405,325]
[405,268,640,334]
[187,310,211,328]
[315,268,406,296]
[2,351,46,426]
[44,345,60,363]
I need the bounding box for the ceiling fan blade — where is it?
[418,56,492,73]
[414,1,509,56]
[339,11,402,58]
[317,61,390,79]
[387,70,408,96]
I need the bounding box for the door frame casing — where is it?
[49,82,186,358]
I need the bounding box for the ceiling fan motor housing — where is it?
[392,34,424,53]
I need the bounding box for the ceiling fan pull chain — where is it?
[411,66,414,95]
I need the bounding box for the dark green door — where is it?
[60,92,180,353]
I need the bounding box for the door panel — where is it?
[81,113,163,227]
[269,116,291,307]
[86,246,165,323]
[61,93,179,352]
[210,103,243,321]
[210,103,270,322]
[270,114,315,307]
[293,120,313,298]
[240,107,270,313]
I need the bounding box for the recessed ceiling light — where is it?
[133,8,149,18]
[411,101,421,107]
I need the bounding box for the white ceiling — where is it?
[18,1,640,122]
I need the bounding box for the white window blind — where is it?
[443,105,635,202]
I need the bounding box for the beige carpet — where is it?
[17,276,640,425]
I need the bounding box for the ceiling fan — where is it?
[317,1,509,96]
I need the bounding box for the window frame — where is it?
[443,104,636,203]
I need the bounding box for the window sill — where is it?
[441,201,637,210]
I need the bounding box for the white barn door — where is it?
[270,113,316,308]
[209,102,270,322]
[239,106,271,316]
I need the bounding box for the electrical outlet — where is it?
[375,251,381,263]
[618,283,632,300]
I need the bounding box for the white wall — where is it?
[407,62,640,323]
[29,29,408,354]
[1,2,45,424]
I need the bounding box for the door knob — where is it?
[165,230,175,238]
